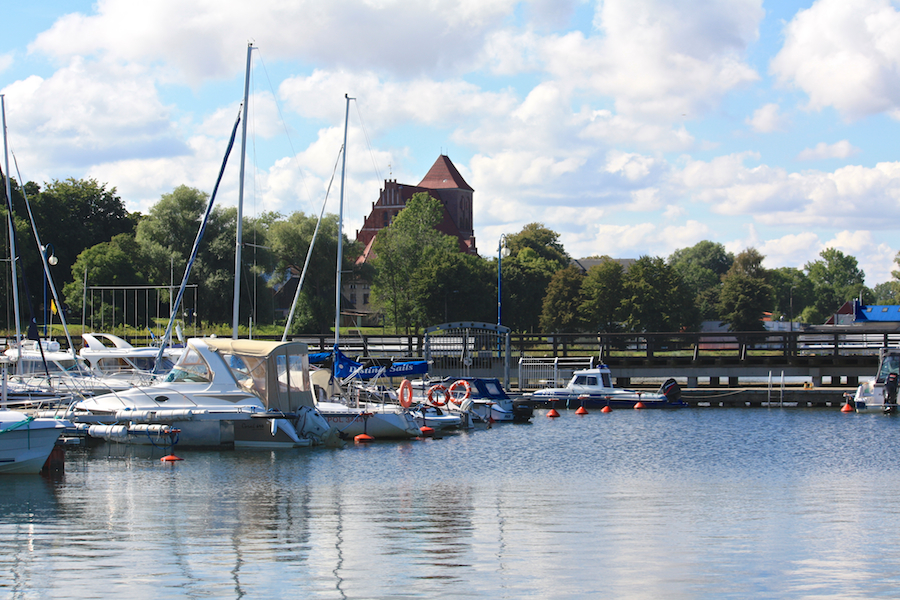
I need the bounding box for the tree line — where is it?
[0,178,892,335]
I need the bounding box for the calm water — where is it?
[2,407,900,599]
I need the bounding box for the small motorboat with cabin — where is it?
[0,410,70,474]
[847,347,900,413]
[412,377,533,423]
[525,366,686,409]
[63,338,337,448]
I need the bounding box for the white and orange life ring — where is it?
[448,379,472,405]
[398,379,413,408]
[427,384,449,407]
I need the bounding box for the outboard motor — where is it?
[659,378,682,404]
[883,372,899,411]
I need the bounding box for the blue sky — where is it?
[2,0,900,286]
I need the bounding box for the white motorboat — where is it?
[310,369,422,439]
[0,410,69,474]
[79,332,182,386]
[66,338,337,448]
[526,366,685,409]
[847,347,900,413]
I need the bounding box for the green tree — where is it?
[717,248,773,331]
[269,211,360,333]
[371,193,458,333]
[540,264,585,332]
[414,251,496,325]
[804,248,866,324]
[768,267,813,323]
[134,185,273,326]
[63,234,150,327]
[580,259,624,332]
[620,255,696,331]
[504,223,570,271]
[873,281,900,304]
[668,241,733,320]
[499,224,570,332]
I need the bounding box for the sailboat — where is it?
[66,45,338,449]
[0,95,70,471]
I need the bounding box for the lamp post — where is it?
[41,244,58,336]
[497,234,510,326]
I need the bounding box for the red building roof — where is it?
[417,155,473,191]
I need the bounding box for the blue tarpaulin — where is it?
[309,349,428,380]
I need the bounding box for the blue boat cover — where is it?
[310,349,429,380]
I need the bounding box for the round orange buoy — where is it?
[547,408,560,418]
[420,426,435,436]
[160,455,183,462]
[576,406,588,415]
[354,433,374,443]
[634,401,645,409]
[841,402,854,413]
[601,406,612,413]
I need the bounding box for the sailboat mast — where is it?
[334,94,352,351]
[1,96,22,373]
[232,42,253,339]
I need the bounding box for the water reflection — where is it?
[3,410,900,598]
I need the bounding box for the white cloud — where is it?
[0,53,12,73]
[796,140,860,161]
[747,103,787,133]
[771,0,900,120]
[29,0,517,84]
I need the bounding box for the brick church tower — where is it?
[355,155,478,259]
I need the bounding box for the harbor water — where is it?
[3,407,900,599]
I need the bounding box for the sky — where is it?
[1,0,900,286]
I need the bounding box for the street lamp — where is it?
[41,244,57,336]
[497,234,510,326]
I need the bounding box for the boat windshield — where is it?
[163,348,211,383]
[878,354,900,383]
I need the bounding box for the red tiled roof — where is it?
[417,155,473,191]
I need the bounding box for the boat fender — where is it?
[398,379,413,408]
[427,384,449,407]
[448,380,472,404]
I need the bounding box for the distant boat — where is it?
[525,366,686,409]
[847,347,900,414]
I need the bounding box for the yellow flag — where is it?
[50,299,58,315]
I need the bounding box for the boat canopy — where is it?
[204,338,314,412]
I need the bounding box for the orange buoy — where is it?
[634,401,645,409]
[575,406,588,415]
[420,426,435,436]
[354,433,375,443]
[601,406,612,413]
[547,408,560,418]
[160,455,183,462]
[841,402,854,413]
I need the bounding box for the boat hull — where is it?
[531,392,687,409]
[0,416,68,474]
[317,402,421,439]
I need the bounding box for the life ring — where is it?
[398,379,413,408]
[448,380,472,405]
[427,384,449,407]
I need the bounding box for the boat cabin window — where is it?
[878,354,900,383]
[601,373,611,387]
[276,354,310,392]
[574,375,598,386]
[163,348,211,383]
[222,353,268,397]
[20,359,80,374]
